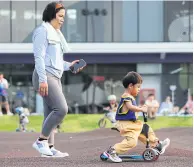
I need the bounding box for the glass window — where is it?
[189,74,193,93]
[139,1,163,42]
[36,1,48,26]
[113,1,138,42]
[11,1,35,43]
[189,1,193,42]
[161,63,193,107]
[162,63,189,74]
[36,1,87,42]
[87,1,112,42]
[189,63,193,73]
[62,1,87,42]
[0,1,10,42]
[83,64,137,78]
[65,9,79,42]
[164,1,191,42]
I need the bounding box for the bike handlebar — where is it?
[143,112,148,122]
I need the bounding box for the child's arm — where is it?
[125,101,147,113]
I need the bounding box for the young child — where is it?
[103,95,118,129]
[15,107,29,132]
[102,71,170,163]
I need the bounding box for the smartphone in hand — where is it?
[69,59,87,73]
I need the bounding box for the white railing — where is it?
[0,42,192,53]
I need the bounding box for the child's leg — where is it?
[138,125,170,155]
[0,102,2,115]
[103,121,143,163]
[147,108,152,118]
[152,107,158,118]
[138,124,159,147]
[138,124,170,154]
[113,120,143,154]
[21,123,25,131]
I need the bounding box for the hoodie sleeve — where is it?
[32,27,48,83]
[63,61,71,71]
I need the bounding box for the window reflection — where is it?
[164,1,191,42]
[24,10,36,20]
[0,0,193,43]
[66,9,82,42]
[62,1,87,42]
[0,1,10,42]
[36,1,48,26]
[11,1,36,42]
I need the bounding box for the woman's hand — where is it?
[71,60,86,74]
[39,82,48,96]
[70,60,79,66]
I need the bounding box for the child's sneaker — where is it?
[155,138,170,155]
[32,140,53,156]
[41,147,69,158]
[103,147,122,163]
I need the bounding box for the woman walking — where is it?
[32,2,85,157]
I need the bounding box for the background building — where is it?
[0,0,193,114]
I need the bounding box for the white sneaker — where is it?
[160,138,170,154]
[103,147,122,163]
[0,112,3,116]
[41,147,69,158]
[32,140,53,156]
[154,138,170,155]
[7,112,13,116]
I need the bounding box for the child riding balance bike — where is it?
[98,95,118,130]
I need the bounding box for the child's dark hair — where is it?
[122,71,143,88]
[42,2,65,22]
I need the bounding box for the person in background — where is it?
[15,107,29,132]
[179,95,193,115]
[159,96,180,116]
[145,94,159,119]
[0,72,12,116]
[103,95,118,130]
[158,96,173,115]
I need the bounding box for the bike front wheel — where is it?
[98,118,107,128]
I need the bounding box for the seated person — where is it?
[145,94,160,119]
[178,95,193,115]
[159,96,173,115]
